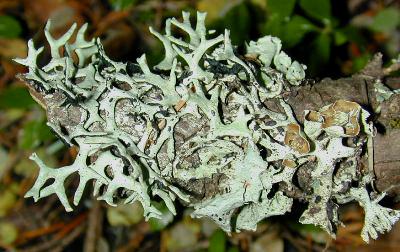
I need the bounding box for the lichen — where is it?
[15,11,399,242]
[374,79,400,104]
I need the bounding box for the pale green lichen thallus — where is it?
[14,11,400,242]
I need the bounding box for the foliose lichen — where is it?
[15,11,400,242]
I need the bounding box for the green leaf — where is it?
[313,33,331,63]
[0,86,36,109]
[108,0,137,10]
[250,0,267,9]
[19,120,55,149]
[370,7,400,33]
[206,2,251,45]
[283,15,318,47]
[288,222,329,244]
[198,0,242,23]
[307,32,331,75]
[299,0,331,23]
[339,26,366,45]
[208,229,226,252]
[0,222,18,245]
[267,0,296,18]
[353,53,372,73]
[263,13,284,37]
[0,147,8,175]
[333,30,347,46]
[0,15,22,38]
[220,3,251,45]
[0,190,17,217]
[3,109,25,123]
[227,247,240,252]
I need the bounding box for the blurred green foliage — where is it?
[197,0,399,76]
[0,86,35,109]
[208,229,226,252]
[370,7,400,33]
[0,86,55,150]
[102,0,399,77]
[19,119,55,149]
[109,0,139,11]
[0,15,22,38]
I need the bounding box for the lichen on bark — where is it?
[14,11,400,242]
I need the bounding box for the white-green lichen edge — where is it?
[14,11,400,242]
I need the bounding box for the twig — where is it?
[55,212,88,239]
[281,231,326,252]
[383,61,400,76]
[322,237,332,252]
[83,200,103,252]
[19,222,65,241]
[18,223,86,252]
[116,222,150,252]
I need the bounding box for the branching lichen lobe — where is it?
[15,12,400,242]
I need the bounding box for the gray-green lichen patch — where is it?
[15,11,400,242]
[374,79,400,104]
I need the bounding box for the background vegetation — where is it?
[0,0,399,251]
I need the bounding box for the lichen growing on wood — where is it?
[15,11,400,242]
